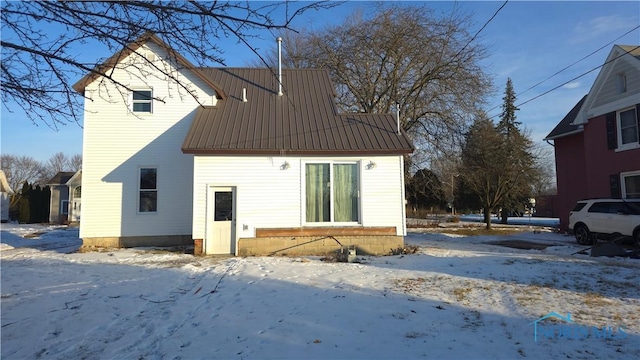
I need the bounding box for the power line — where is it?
[488,45,640,120]
[517,25,640,99]
[455,0,508,59]
[486,25,640,115]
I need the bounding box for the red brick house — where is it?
[545,45,640,231]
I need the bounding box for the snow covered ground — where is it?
[1,222,638,359]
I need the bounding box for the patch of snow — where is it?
[1,224,638,359]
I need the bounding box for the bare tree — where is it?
[1,154,47,208]
[1,1,337,129]
[45,152,70,178]
[69,154,83,171]
[259,4,491,158]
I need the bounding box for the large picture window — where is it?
[139,168,157,212]
[305,162,359,223]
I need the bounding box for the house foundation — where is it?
[237,227,403,256]
[81,235,192,249]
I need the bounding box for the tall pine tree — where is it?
[495,78,535,223]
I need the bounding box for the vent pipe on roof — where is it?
[242,88,247,102]
[396,103,401,135]
[277,37,283,96]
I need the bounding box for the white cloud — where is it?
[571,15,638,44]
[562,81,581,89]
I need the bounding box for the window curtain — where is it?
[306,164,330,222]
[333,164,358,222]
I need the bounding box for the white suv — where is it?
[568,199,640,245]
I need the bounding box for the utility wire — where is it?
[488,45,640,120]
[455,0,508,59]
[518,25,640,98]
[486,25,640,115]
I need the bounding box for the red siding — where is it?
[583,114,640,198]
[554,114,640,231]
[554,133,587,230]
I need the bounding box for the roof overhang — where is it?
[72,32,226,99]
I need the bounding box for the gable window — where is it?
[139,168,157,212]
[305,162,359,223]
[622,171,640,199]
[617,107,638,149]
[617,73,627,93]
[132,90,152,113]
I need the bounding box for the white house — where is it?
[0,170,14,223]
[74,33,413,256]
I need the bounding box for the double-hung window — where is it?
[617,107,638,150]
[305,162,359,223]
[139,168,157,212]
[622,171,640,199]
[132,90,152,113]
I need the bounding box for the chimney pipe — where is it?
[277,37,283,96]
[396,103,400,135]
[242,88,247,102]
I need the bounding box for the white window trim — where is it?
[61,200,69,215]
[138,167,158,214]
[129,89,153,114]
[621,170,640,199]
[302,160,362,226]
[615,106,639,152]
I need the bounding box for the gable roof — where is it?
[182,68,414,155]
[72,33,227,99]
[46,171,76,186]
[573,44,640,125]
[544,95,586,141]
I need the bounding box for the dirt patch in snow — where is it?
[484,239,552,250]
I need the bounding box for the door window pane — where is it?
[306,164,330,222]
[214,192,233,221]
[333,164,359,222]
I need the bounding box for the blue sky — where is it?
[1,1,639,163]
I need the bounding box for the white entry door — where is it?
[205,187,236,254]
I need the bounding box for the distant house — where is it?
[545,45,640,230]
[73,33,413,255]
[47,171,82,224]
[0,170,14,223]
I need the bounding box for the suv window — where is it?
[587,202,609,213]
[571,202,587,212]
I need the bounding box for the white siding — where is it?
[80,42,216,238]
[192,155,406,240]
[592,58,640,109]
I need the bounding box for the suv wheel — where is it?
[574,224,595,245]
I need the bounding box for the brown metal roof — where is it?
[182,68,414,155]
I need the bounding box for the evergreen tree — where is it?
[496,78,521,138]
[495,78,534,223]
[460,115,508,229]
[18,181,30,224]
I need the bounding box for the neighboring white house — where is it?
[74,33,413,256]
[0,170,14,223]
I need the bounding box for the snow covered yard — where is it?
[1,223,639,359]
